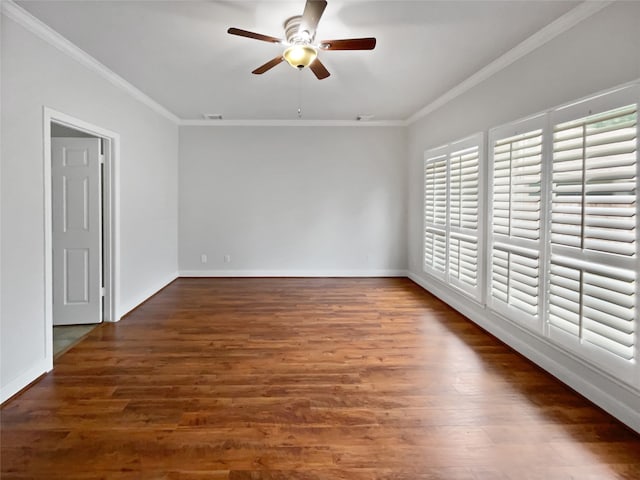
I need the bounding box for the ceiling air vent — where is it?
[203,113,223,120]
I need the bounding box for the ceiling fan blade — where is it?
[227,27,282,44]
[319,38,377,50]
[252,56,284,75]
[299,0,327,37]
[309,58,330,80]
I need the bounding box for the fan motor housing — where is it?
[284,15,313,44]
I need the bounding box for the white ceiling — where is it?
[17,0,581,121]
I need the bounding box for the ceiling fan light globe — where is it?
[283,44,318,69]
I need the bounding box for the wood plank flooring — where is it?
[2,277,639,479]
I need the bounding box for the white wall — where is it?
[407,2,640,431]
[179,126,407,275]
[0,15,179,401]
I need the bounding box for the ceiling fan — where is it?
[227,0,376,80]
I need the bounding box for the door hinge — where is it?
[99,155,105,165]
[101,287,106,297]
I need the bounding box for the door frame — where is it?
[43,107,120,369]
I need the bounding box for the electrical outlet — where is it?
[224,254,231,263]
[200,254,207,264]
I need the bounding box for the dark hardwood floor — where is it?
[2,277,639,479]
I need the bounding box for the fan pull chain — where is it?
[297,69,303,119]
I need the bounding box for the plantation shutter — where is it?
[424,135,483,300]
[489,121,543,328]
[548,99,637,379]
[448,145,480,297]
[424,153,447,277]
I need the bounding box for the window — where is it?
[422,83,638,387]
[424,134,483,300]
[548,89,638,381]
[485,84,639,383]
[488,117,545,330]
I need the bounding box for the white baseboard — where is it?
[179,269,409,278]
[0,359,50,404]
[117,271,179,319]
[407,271,640,434]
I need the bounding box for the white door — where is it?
[52,137,103,325]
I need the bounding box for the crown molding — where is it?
[179,119,407,127]
[406,0,614,125]
[1,0,180,124]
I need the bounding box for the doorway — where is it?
[43,108,119,368]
